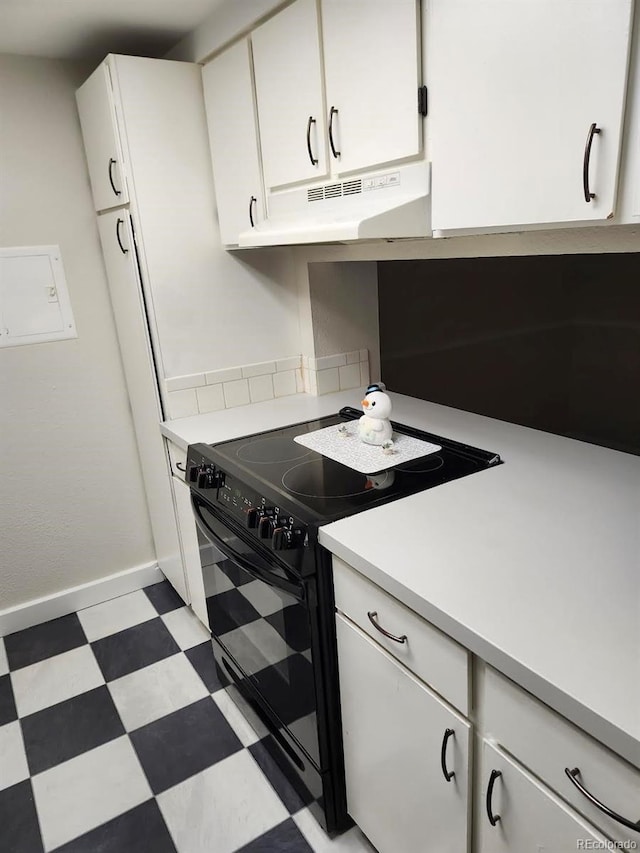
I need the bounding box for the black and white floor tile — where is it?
[0,581,376,853]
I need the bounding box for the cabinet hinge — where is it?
[418,85,428,117]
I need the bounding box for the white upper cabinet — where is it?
[202,40,264,245]
[429,0,634,232]
[76,63,129,211]
[251,0,328,189]
[321,0,422,176]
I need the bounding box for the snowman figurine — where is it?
[358,383,393,446]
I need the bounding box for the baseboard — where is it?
[0,562,163,637]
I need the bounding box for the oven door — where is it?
[191,494,320,766]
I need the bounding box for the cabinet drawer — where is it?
[483,667,640,846]
[333,557,469,715]
[478,740,611,852]
[167,441,187,480]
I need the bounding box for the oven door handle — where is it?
[191,496,305,601]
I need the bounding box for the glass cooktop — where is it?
[205,407,501,525]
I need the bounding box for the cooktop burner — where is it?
[193,407,501,525]
[395,454,445,474]
[237,436,312,465]
[282,458,396,499]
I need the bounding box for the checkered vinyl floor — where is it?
[0,581,376,853]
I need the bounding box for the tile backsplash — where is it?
[164,351,370,420]
[301,350,370,397]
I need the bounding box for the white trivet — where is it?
[294,423,441,474]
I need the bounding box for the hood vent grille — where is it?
[343,179,362,196]
[307,178,363,202]
[324,183,342,198]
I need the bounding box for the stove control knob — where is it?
[211,468,225,488]
[273,527,305,551]
[259,515,285,539]
[248,506,274,530]
[187,465,200,483]
[258,516,274,539]
[196,465,219,489]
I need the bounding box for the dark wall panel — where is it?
[378,254,640,455]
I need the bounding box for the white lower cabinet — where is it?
[478,740,611,853]
[336,613,471,853]
[332,559,639,852]
[482,666,640,848]
[171,474,208,629]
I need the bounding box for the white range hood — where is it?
[238,161,431,247]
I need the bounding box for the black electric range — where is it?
[186,406,501,833]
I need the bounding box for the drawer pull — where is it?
[582,122,601,203]
[486,769,502,826]
[328,106,341,158]
[565,767,640,833]
[440,728,455,782]
[306,116,318,166]
[108,157,122,197]
[116,218,128,254]
[367,611,407,644]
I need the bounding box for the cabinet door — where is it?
[336,614,471,853]
[96,210,187,603]
[252,0,328,188]
[478,741,612,853]
[171,475,209,627]
[321,0,422,176]
[429,0,633,231]
[76,61,129,211]
[202,40,264,245]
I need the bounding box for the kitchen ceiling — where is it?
[0,0,226,62]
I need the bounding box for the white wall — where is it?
[166,0,287,63]
[308,262,380,379]
[158,243,301,377]
[0,55,155,612]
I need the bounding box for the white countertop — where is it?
[162,391,640,768]
[318,394,640,769]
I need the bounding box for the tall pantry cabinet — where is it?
[76,55,218,603]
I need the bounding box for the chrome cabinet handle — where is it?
[328,106,340,158]
[366,611,407,644]
[108,158,122,197]
[486,769,502,826]
[583,123,601,203]
[441,728,455,782]
[306,116,318,166]
[249,195,257,227]
[565,767,640,832]
[116,218,128,254]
